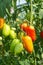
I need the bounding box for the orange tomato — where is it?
[20,22,27,30]
[22,36,34,53]
[0,18,5,29]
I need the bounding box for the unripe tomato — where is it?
[14,43,23,54]
[10,39,20,52]
[40,31,43,38]
[9,30,17,39]
[22,36,34,53]
[0,18,5,29]
[2,23,10,37]
[18,32,24,40]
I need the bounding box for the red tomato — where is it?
[23,26,36,41]
[40,31,43,38]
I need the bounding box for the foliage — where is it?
[0,0,43,65]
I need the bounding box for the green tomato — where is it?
[14,43,23,54]
[18,32,24,40]
[10,39,20,53]
[2,23,10,37]
[10,30,17,39]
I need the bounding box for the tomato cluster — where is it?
[0,18,23,55]
[0,18,38,54]
[20,23,36,41]
[20,22,37,53]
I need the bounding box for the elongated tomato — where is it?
[22,36,34,53]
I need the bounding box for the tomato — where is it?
[22,36,34,53]
[23,26,36,41]
[2,23,10,37]
[18,32,24,40]
[9,29,17,39]
[20,22,27,30]
[40,31,43,38]
[0,18,5,29]
[14,43,23,54]
[10,39,20,53]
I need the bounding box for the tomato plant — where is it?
[0,0,43,65]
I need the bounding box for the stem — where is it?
[33,50,37,65]
[12,0,17,20]
[30,0,33,25]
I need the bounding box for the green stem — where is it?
[33,50,37,65]
[12,0,17,20]
[30,0,33,25]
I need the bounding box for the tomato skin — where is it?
[40,31,43,38]
[23,26,36,41]
[22,36,34,53]
[9,30,17,39]
[14,43,23,54]
[2,23,10,37]
[0,18,5,29]
[20,22,27,30]
[10,39,20,53]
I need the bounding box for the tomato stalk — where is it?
[12,0,17,20]
[33,50,37,65]
[30,0,33,25]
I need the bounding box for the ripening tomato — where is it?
[22,36,34,53]
[9,29,17,39]
[14,43,23,54]
[0,18,5,29]
[40,31,43,38]
[2,23,10,37]
[20,22,27,30]
[23,26,36,41]
[10,39,20,53]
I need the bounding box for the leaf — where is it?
[0,0,12,17]
[39,9,43,19]
[19,59,30,65]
